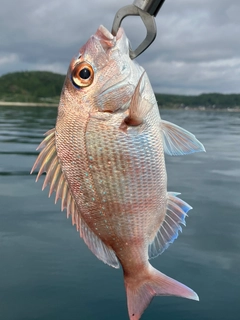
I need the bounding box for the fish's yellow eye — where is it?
[72,62,94,88]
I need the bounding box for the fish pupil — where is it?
[79,68,91,79]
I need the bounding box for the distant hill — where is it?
[0,71,65,103]
[0,71,239,109]
[156,93,240,109]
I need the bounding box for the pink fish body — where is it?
[31,25,205,319]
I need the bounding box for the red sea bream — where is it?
[31,25,205,320]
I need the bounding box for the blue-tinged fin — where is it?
[148,192,192,259]
[160,120,205,156]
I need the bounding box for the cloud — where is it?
[1,0,240,94]
[0,53,18,66]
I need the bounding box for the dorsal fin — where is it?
[31,129,119,268]
[31,128,80,229]
[148,192,192,259]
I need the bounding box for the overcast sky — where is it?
[1,0,240,94]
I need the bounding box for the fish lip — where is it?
[97,25,115,41]
[94,25,126,54]
[96,25,124,42]
[116,27,124,40]
[94,25,118,51]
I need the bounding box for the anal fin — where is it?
[80,218,119,268]
[148,192,192,259]
[160,120,205,155]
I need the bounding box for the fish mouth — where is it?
[92,25,132,113]
[95,25,125,51]
[96,25,124,41]
[116,27,124,40]
[97,25,114,40]
[95,25,116,50]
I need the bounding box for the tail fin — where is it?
[124,265,199,320]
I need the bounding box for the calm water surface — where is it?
[0,106,239,320]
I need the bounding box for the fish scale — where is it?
[57,112,104,226]
[85,111,163,242]
[31,25,205,320]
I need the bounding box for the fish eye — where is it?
[72,62,94,88]
[79,68,91,79]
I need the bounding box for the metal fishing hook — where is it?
[111,0,166,59]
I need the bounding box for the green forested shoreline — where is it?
[0,71,65,104]
[0,71,239,109]
[155,93,240,109]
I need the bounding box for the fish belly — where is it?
[56,105,166,257]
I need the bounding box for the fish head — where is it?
[59,25,142,117]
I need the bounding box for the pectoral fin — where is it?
[160,120,205,155]
[120,72,153,131]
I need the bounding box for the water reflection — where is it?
[0,106,239,320]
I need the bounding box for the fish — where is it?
[31,25,205,320]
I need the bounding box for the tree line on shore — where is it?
[0,71,239,109]
[0,71,65,104]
